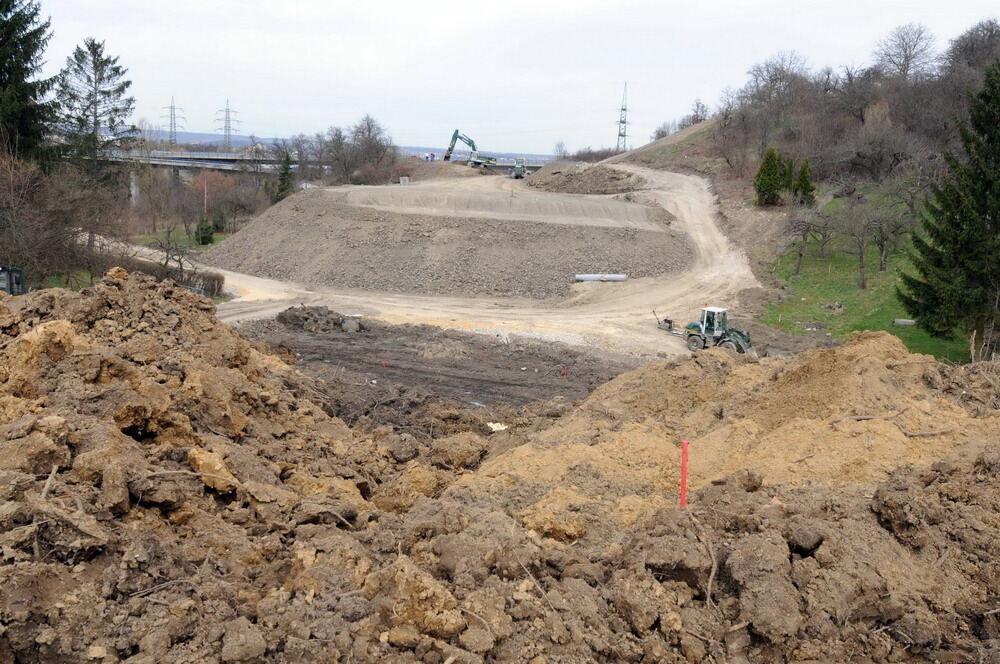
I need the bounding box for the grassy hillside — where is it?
[761,240,969,362]
[620,120,724,175]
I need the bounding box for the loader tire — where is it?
[686,335,704,351]
[719,340,740,354]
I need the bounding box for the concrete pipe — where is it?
[574,274,628,282]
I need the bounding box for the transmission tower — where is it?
[160,96,185,146]
[616,82,629,153]
[215,99,241,150]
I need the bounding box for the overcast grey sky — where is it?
[38,1,998,154]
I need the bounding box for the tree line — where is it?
[0,1,400,286]
[1,0,140,285]
[714,18,1000,361]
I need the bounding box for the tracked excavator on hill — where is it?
[442,130,496,167]
[656,306,753,353]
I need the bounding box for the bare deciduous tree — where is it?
[830,195,877,289]
[787,212,815,276]
[873,23,937,80]
[650,121,677,141]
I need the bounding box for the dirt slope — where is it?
[202,189,690,300]
[3,273,1000,663]
[331,175,669,230]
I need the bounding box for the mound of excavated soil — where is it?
[481,332,999,501]
[202,190,692,299]
[3,273,1000,663]
[529,161,647,194]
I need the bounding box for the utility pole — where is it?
[616,82,629,153]
[215,99,240,151]
[160,96,185,146]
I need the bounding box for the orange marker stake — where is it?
[679,439,689,508]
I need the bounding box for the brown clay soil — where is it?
[3,271,1000,663]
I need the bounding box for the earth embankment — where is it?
[202,185,691,299]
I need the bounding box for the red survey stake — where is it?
[679,439,690,508]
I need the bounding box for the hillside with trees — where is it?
[0,1,402,290]
[641,18,1000,360]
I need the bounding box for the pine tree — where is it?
[753,147,783,205]
[273,152,294,203]
[55,38,136,174]
[784,156,795,191]
[898,62,1000,361]
[195,218,214,245]
[795,159,816,205]
[0,0,56,159]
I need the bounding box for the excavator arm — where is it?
[443,130,477,161]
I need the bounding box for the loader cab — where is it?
[701,306,728,338]
[0,266,26,296]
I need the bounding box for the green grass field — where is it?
[42,269,94,291]
[132,230,230,249]
[761,242,969,362]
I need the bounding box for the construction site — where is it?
[1,122,1000,664]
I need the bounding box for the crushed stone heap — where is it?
[1,269,999,663]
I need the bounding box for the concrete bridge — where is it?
[112,150,546,175]
[108,149,274,172]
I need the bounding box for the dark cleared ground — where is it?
[239,306,641,412]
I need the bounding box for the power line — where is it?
[160,96,185,146]
[215,99,241,150]
[616,82,629,153]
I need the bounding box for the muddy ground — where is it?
[4,272,1000,664]
[241,306,639,412]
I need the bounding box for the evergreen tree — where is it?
[195,218,214,245]
[0,0,56,159]
[273,152,294,203]
[55,38,136,174]
[795,159,816,205]
[753,147,783,205]
[898,62,1000,361]
[784,156,795,191]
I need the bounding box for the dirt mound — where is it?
[201,191,691,299]
[400,157,479,182]
[3,274,1000,663]
[477,332,999,505]
[529,161,647,194]
[275,305,366,334]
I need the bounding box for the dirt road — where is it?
[208,165,758,356]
